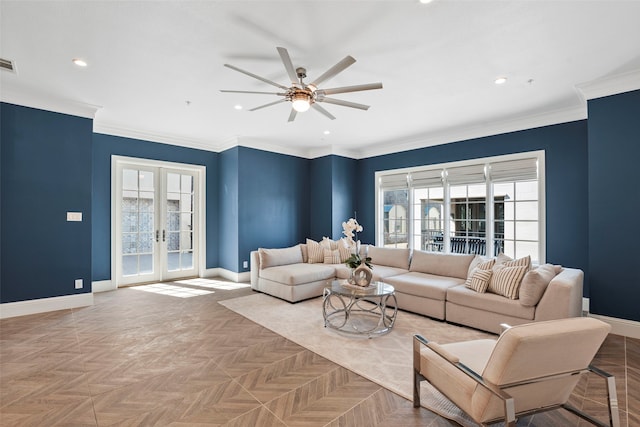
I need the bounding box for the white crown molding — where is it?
[357,104,587,159]
[235,137,311,159]
[0,87,100,119]
[0,293,94,319]
[93,122,220,153]
[576,68,640,101]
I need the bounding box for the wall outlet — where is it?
[75,279,83,289]
[243,260,248,269]
[67,212,83,222]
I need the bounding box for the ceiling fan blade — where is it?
[318,97,370,110]
[220,90,286,95]
[309,55,356,88]
[249,99,288,111]
[311,103,336,120]
[277,47,299,86]
[288,108,297,122]
[317,82,383,96]
[224,63,289,90]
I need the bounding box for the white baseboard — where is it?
[0,293,94,319]
[92,280,115,293]
[203,268,250,283]
[588,313,640,339]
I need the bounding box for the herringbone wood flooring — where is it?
[1,279,637,426]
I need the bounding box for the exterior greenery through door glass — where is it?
[376,151,544,264]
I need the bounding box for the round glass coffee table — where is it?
[322,280,397,337]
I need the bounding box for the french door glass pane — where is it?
[121,168,155,277]
[166,172,195,272]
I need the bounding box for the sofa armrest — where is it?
[534,267,583,321]
[250,250,261,290]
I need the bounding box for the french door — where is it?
[114,158,202,286]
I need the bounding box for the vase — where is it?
[353,263,373,287]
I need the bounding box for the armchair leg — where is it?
[413,370,425,408]
[504,397,516,427]
[562,365,621,427]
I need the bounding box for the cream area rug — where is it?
[219,293,494,426]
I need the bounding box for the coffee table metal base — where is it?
[322,284,397,338]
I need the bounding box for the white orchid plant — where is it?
[342,218,372,270]
[341,217,363,246]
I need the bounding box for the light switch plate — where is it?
[67,212,83,222]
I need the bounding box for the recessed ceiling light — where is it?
[494,77,507,85]
[234,105,243,110]
[324,130,331,135]
[72,58,87,67]
[419,0,434,4]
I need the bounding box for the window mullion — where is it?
[486,165,495,257]
[443,178,451,253]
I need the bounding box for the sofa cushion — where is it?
[447,285,535,320]
[259,245,303,269]
[368,246,410,270]
[488,265,528,299]
[306,239,325,263]
[385,272,465,300]
[370,265,410,281]
[410,251,475,280]
[465,269,493,293]
[519,264,560,306]
[260,263,336,286]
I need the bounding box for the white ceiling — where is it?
[2,0,640,159]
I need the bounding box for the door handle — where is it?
[162,229,166,242]
[155,230,160,242]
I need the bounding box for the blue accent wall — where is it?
[309,156,332,241]
[218,147,239,272]
[92,133,218,281]
[1,103,92,303]
[235,147,310,271]
[330,156,358,240]
[357,120,589,292]
[587,89,640,321]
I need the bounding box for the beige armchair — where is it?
[413,317,620,427]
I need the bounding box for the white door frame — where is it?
[111,155,206,287]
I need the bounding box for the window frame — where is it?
[374,150,546,263]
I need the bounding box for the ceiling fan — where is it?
[221,47,383,122]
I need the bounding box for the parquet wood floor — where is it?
[1,279,637,426]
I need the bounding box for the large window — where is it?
[376,152,544,264]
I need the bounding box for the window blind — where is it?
[445,164,486,185]
[410,169,443,188]
[379,173,408,189]
[489,158,538,182]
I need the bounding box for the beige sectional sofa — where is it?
[250,243,583,334]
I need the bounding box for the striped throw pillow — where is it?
[489,265,528,299]
[306,239,325,264]
[465,269,493,293]
[323,249,341,264]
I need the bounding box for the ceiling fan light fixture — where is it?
[291,92,311,112]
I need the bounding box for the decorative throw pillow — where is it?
[323,248,341,264]
[323,246,352,264]
[519,264,560,306]
[306,239,325,263]
[467,256,495,277]
[321,237,339,250]
[489,265,528,299]
[465,269,493,293]
[259,245,303,269]
[489,254,531,291]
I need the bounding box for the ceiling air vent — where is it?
[0,58,16,73]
